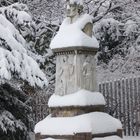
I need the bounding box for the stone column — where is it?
[54,47,98,96]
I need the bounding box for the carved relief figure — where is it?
[57,65,64,96]
[57,55,74,95]
[82,56,94,90]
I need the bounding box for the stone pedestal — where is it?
[50,105,105,117]
[54,47,98,96]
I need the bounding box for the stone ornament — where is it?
[55,55,75,96]
[82,55,95,90]
[66,0,83,23]
[66,0,93,37]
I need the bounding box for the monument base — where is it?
[35,131,123,140]
[35,112,123,140]
[35,90,123,140]
[50,105,105,117]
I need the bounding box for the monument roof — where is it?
[50,14,99,50]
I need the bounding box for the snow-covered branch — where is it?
[0,3,48,88]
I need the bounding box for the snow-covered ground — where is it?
[41,136,140,140]
[124,136,140,140]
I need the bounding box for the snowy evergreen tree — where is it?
[0,83,33,140]
[0,3,48,140]
[0,3,48,87]
[33,21,57,94]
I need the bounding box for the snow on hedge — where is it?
[69,0,83,5]
[35,112,122,135]
[48,89,105,107]
[0,3,48,88]
[124,20,138,38]
[50,14,99,49]
[93,18,121,43]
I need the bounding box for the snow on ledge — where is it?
[34,112,122,135]
[50,14,99,49]
[48,89,106,107]
[41,138,54,140]
[42,136,123,140]
[93,136,122,140]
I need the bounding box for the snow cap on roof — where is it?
[50,14,99,49]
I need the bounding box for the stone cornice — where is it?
[49,105,105,112]
[52,46,98,55]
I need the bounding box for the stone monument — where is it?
[35,1,123,139]
[52,0,98,97]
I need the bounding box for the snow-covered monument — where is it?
[35,0,123,139]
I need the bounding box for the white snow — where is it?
[93,18,120,43]
[97,48,140,83]
[41,138,66,140]
[41,138,55,140]
[0,4,48,88]
[41,136,140,140]
[69,0,83,5]
[50,14,99,49]
[48,89,105,107]
[0,111,26,133]
[93,136,122,140]
[124,136,140,140]
[35,112,122,135]
[0,15,26,53]
[124,20,138,38]
[94,137,140,140]
[17,11,32,25]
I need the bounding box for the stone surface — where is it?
[55,51,97,96]
[82,22,93,37]
[66,0,93,38]
[50,105,105,117]
[66,0,83,24]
